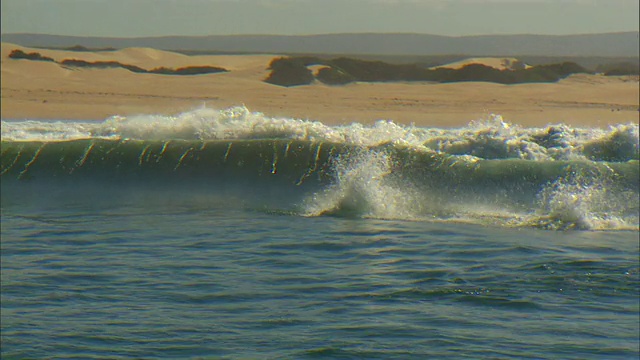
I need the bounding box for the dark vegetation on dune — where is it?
[59,58,227,75]
[63,45,117,52]
[263,57,316,86]
[8,49,228,75]
[8,49,55,62]
[59,59,148,73]
[146,66,229,75]
[264,56,604,87]
[595,62,640,76]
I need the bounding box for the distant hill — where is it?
[2,32,638,57]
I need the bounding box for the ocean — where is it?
[2,106,639,359]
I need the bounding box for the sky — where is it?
[1,0,638,37]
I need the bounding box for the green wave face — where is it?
[1,139,343,185]
[2,138,638,231]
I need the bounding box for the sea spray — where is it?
[526,169,638,230]
[301,149,423,219]
[582,124,639,162]
[92,106,344,143]
[423,114,548,160]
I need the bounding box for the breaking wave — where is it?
[2,106,638,230]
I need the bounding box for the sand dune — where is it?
[1,43,638,128]
[1,43,278,73]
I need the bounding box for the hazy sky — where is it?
[2,0,638,37]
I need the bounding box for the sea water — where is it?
[1,106,639,359]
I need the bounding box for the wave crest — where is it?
[3,106,637,162]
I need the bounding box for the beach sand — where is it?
[1,43,638,128]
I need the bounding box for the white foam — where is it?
[523,171,638,230]
[0,120,97,142]
[301,150,424,220]
[2,106,638,162]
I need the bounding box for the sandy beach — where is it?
[1,42,638,128]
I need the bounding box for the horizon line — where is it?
[2,30,639,39]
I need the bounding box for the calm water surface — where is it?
[2,199,638,359]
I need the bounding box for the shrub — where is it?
[604,68,640,76]
[148,66,227,75]
[63,45,117,52]
[8,49,55,62]
[263,56,597,86]
[328,57,427,82]
[265,57,314,86]
[532,62,589,77]
[148,67,174,75]
[437,63,511,83]
[66,45,90,52]
[60,59,147,73]
[511,60,527,71]
[597,62,640,76]
[316,66,356,85]
[511,68,557,83]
